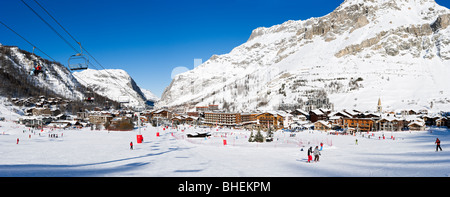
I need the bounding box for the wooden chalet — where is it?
[408,121,425,131]
[255,112,285,130]
[309,109,327,123]
[343,118,374,132]
[314,120,331,131]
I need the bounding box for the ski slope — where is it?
[0,119,449,177]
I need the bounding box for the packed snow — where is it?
[1,118,449,177]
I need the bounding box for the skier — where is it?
[435,138,442,152]
[130,141,133,150]
[355,139,358,145]
[307,147,313,163]
[320,142,323,151]
[16,138,19,144]
[313,146,321,162]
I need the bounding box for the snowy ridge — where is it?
[158,0,450,113]
[73,69,157,108]
[141,88,160,102]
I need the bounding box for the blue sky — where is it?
[1,0,449,97]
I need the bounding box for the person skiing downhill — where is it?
[307,147,313,163]
[130,141,133,150]
[313,146,321,162]
[435,138,442,152]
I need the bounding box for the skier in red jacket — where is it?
[130,141,133,150]
[435,138,442,152]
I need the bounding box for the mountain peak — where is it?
[340,0,436,7]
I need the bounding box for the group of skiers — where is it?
[306,143,323,163]
[302,138,444,163]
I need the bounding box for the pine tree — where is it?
[254,130,264,143]
[248,131,254,142]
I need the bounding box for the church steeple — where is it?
[377,98,382,113]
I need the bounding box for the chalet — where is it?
[422,115,440,126]
[408,121,425,131]
[55,114,67,120]
[32,108,51,116]
[329,111,352,119]
[328,116,343,127]
[184,116,198,125]
[361,112,381,119]
[255,112,284,130]
[170,115,197,125]
[376,116,404,131]
[18,116,53,128]
[88,114,113,126]
[309,109,327,123]
[290,109,309,119]
[108,117,134,131]
[343,118,374,132]
[408,109,419,115]
[152,109,172,120]
[436,117,448,127]
[314,120,331,131]
[51,109,62,116]
[171,116,183,125]
[77,111,89,121]
[343,109,359,118]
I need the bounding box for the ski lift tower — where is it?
[118,96,130,109]
[134,105,145,143]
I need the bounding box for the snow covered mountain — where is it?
[0,44,85,100]
[140,88,160,102]
[158,0,450,113]
[0,44,157,110]
[73,69,157,108]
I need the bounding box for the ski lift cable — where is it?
[0,19,95,100]
[31,0,80,46]
[22,0,145,107]
[1,21,110,105]
[19,0,80,54]
[29,0,142,99]
[0,20,56,62]
[31,0,143,104]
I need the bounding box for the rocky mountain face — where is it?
[158,0,450,112]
